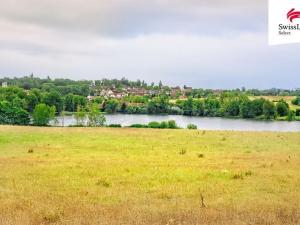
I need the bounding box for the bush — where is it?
[148,121,161,128]
[296,109,300,117]
[187,124,197,129]
[167,120,178,129]
[108,124,122,127]
[129,124,148,128]
[160,121,168,129]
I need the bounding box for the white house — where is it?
[1,82,7,88]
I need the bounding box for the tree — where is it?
[251,98,265,116]
[26,93,39,112]
[0,101,30,125]
[74,106,86,126]
[292,96,300,106]
[182,97,194,116]
[159,80,163,89]
[104,99,119,113]
[64,93,75,112]
[287,110,296,121]
[32,103,56,126]
[147,96,169,114]
[87,103,106,127]
[224,99,240,117]
[42,90,63,113]
[263,100,276,119]
[276,100,289,117]
[239,99,254,118]
[203,98,220,117]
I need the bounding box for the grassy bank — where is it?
[0,126,300,225]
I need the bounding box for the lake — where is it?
[55,114,300,132]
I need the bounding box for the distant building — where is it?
[183,86,192,96]
[1,82,7,88]
[87,95,94,101]
[171,86,181,97]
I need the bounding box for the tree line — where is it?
[1,78,300,126]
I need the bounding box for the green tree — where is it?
[26,93,39,112]
[104,99,119,113]
[224,99,240,117]
[287,110,296,121]
[42,90,63,113]
[276,100,289,117]
[203,98,220,117]
[291,96,300,106]
[64,93,75,112]
[182,97,194,116]
[251,98,265,117]
[32,103,56,126]
[263,100,276,119]
[0,101,30,125]
[87,103,106,127]
[147,96,169,114]
[239,99,254,118]
[74,106,86,126]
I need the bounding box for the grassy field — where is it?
[0,126,300,225]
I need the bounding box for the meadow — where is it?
[0,126,300,225]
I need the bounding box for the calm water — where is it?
[55,114,300,132]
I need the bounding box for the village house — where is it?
[170,86,181,97]
[1,82,8,88]
[100,89,114,99]
[183,86,193,96]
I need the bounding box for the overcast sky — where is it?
[0,0,299,89]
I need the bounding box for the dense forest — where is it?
[0,75,300,126]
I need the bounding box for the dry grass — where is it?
[0,126,300,225]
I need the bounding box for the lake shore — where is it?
[55,114,300,132]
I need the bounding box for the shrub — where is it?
[187,124,197,129]
[129,124,148,128]
[160,121,168,129]
[167,120,178,129]
[148,121,161,128]
[108,124,122,127]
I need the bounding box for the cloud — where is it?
[0,0,299,88]
[0,0,266,37]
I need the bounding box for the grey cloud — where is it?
[0,0,266,37]
[0,0,299,89]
